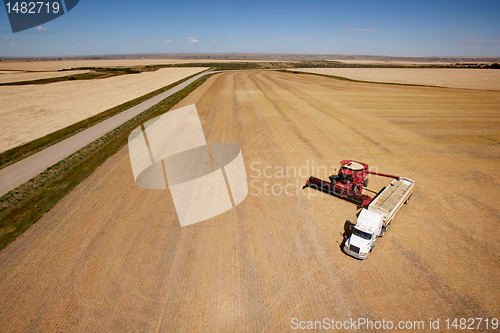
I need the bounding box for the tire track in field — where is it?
[233,72,365,324]
[247,73,323,159]
[263,72,394,155]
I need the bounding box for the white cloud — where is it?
[228,34,235,37]
[157,35,161,38]
[342,28,380,32]
[37,26,47,31]
[165,40,173,43]
[10,42,18,45]
[4,37,10,40]
[210,41,216,44]
[187,36,199,43]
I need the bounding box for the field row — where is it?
[0,71,498,331]
[291,67,500,90]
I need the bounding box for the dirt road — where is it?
[0,71,499,332]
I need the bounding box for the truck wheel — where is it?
[370,244,376,252]
[329,175,337,186]
[379,227,386,237]
[363,179,369,187]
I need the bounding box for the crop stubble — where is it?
[292,68,500,91]
[0,70,90,84]
[0,67,208,153]
[0,59,259,72]
[0,71,499,331]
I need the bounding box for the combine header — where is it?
[302,160,399,206]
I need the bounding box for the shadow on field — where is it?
[340,219,355,250]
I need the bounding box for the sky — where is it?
[1,0,499,57]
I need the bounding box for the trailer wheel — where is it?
[405,193,412,204]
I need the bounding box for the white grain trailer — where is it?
[344,177,414,259]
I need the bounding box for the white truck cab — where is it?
[343,177,414,260]
[344,209,384,259]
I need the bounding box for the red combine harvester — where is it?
[303,160,400,206]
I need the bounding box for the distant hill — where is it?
[1,53,499,63]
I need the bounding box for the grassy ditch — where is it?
[0,73,216,249]
[0,70,209,170]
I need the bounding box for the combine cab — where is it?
[329,160,370,196]
[303,160,399,207]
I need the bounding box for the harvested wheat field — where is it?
[292,68,500,90]
[0,59,259,72]
[0,71,499,332]
[0,67,208,153]
[0,70,90,84]
[329,59,456,66]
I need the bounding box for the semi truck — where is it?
[343,177,414,259]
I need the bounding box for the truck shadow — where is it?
[340,219,355,250]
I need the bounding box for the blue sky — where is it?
[1,0,499,57]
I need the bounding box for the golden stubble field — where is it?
[0,59,261,72]
[0,67,208,153]
[293,68,500,90]
[0,69,90,84]
[0,71,499,332]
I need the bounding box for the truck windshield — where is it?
[353,228,372,240]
